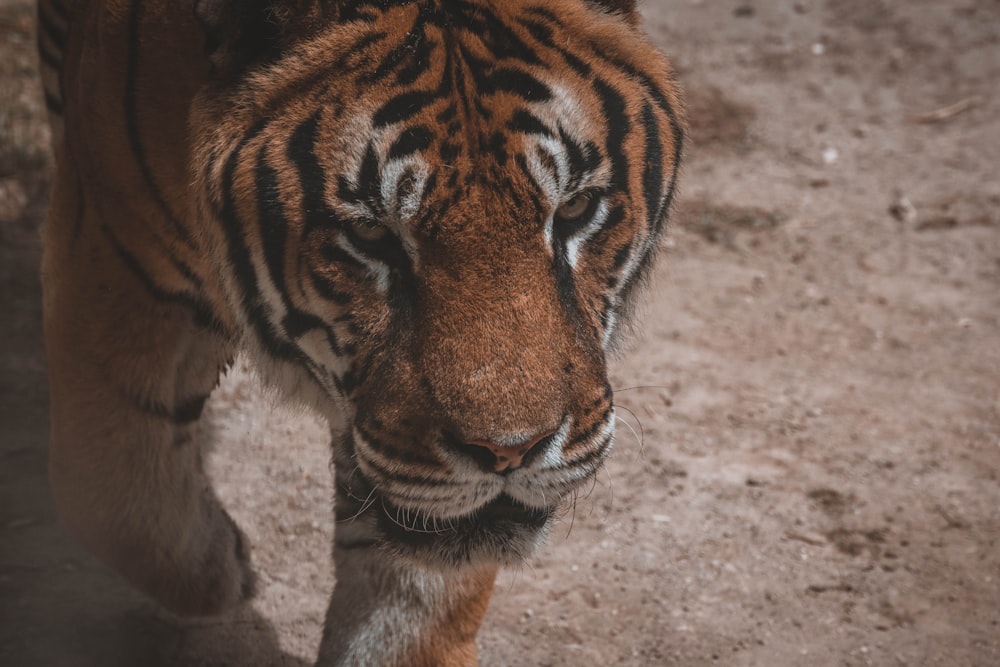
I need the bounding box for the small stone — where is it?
[888,196,916,224]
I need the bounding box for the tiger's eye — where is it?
[555,191,599,226]
[347,219,388,243]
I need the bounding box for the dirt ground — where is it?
[2,1,999,665]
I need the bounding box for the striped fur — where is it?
[40,0,683,663]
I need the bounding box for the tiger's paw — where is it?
[139,505,258,618]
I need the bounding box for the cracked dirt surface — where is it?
[2,1,999,665]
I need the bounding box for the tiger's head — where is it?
[191,0,683,566]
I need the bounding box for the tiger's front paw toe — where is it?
[149,506,258,617]
[189,509,258,615]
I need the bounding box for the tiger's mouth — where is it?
[376,494,554,566]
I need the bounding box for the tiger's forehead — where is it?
[309,8,613,234]
[324,75,607,238]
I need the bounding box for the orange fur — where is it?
[39,0,682,662]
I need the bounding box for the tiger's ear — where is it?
[194,0,325,80]
[586,0,639,22]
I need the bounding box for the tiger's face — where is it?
[193,0,683,566]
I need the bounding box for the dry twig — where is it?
[907,96,983,124]
[785,529,828,546]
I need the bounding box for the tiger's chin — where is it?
[376,494,554,568]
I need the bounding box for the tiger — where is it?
[36,0,683,664]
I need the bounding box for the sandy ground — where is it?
[2,1,999,665]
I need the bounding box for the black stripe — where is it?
[582,48,685,317]
[641,101,664,230]
[559,128,601,184]
[167,253,204,290]
[436,104,458,124]
[601,203,626,234]
[289,114,339,226]
[37,41,61,70]
[524,6,562,25]
[566,406,614,451]
[339,365,359,395]
[356,427,447,472]
[564,429,614,468]
[174,394,209,423]
[256,139,343,354]
[439,140,462,163]
[279,308,322,340]
[599,294,614,332]
[588,44,685,226]
[219,125,297,358]
[364,32,419,84]
[336,0,416,22]
[365,26,432,86]
[373,90,437,128]
[461,4,540,64]
[37,3,67,47]
[389,125,433,160]
[553,44,592,78]
[117,384,209,426]
[255,143,290,297]
[43,90,63,115]
[309,268,354,305]
[357,447,452,485]
[290,115,380,276]
[219,125,345,397]
[518,18,554,44]
[487,67,551,102]
[483,130,509,166]
[339,30,389,70]
[552,236,579,318]
[398,33,436,86]
[534,146,560,188]
[611,243,631,272]
[282,310,344,357]
[102,225,225,332]
[507,109,552,137]
[593,77,630,192]
[334,538,381,550]
[125,0,194,247]
[337,143,384,214]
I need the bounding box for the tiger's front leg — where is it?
[317,549,497,667]
[317,461,497,667]
[42,174,256,616]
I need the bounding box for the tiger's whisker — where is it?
[339,485,379,523]
[614,404,646,459]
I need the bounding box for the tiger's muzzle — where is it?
[338,390,614,565]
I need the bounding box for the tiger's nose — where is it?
[465,429,556,473]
